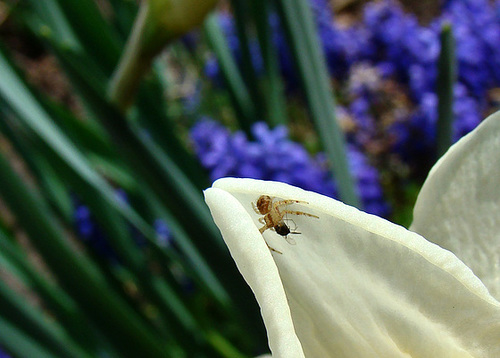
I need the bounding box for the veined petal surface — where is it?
[411,111,500,299]
[205,178,500,357]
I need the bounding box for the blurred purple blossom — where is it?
[204,0,499,170]
[73,198,195,293]
[73,199,119,262]
[393,83,481,165]
[348,145,390,216]
[73,193,174,261]
[190,118,390,217]
[154,219,173,248]
[0,347,10,358]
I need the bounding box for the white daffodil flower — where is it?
[204,111,500,357]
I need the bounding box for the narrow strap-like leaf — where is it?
[251,0,288,126]
[230,0,265,118]
[436,23,456,158]
[0,150,175,357]
[0,317,60,358]
[52,0,123,74]
[0,279,91,358]
[274,0,360,207]
[204,14,257,134]
[55,41,267,350]
[0,229,107,356]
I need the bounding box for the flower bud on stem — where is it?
[108,0,218,111]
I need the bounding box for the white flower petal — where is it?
[411,111,500,299]
[206,178,500,358]
[204,187,305,358]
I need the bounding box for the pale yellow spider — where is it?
[252,195,319,253]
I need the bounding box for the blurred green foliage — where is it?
[0,0,266,356]
[0,0,455,357]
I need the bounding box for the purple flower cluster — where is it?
[204,0,500,173]
[443,0,500,98]
[313,0,492,164]
[190,118,334,196]
[190,118,390,217]
[348,145,390,216]
[361,1,440,99]
[394,82,481,162]
[358,1,490,160]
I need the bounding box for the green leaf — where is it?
[52,0,123,75]
[0,150,175,357]
[229,0,265,119]
[145,193,230,306]
[0,45,152,248]
[436,23,456,158]
[251,0,288,126]
[206,330,250,358]
[0,45,238,348]
[0,228,106,355]
[135,76,209,190]
[0,109,199,348]
[53,42,267,351]
[0,274,91,358]
[274,0,360,207]
[20,0,81,50]
[0,51,148,278]
[0,316,60,358]
[204,14,257,134]
[0,106,76,222]
[1,113,203,347]
[107,0,138,38]
[0,48,178,355]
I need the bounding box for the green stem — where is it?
[108,3,152,110]
[108,0,218,111]
[436,23,456,158]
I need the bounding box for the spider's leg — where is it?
[266,242,282,254]
[284,218,299,232]
[258,217,266,225]
[284,235,296,245]
[283,210,319,219]
[259,226,282,253]
[273,199,308,210]
[252,201,261,215]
